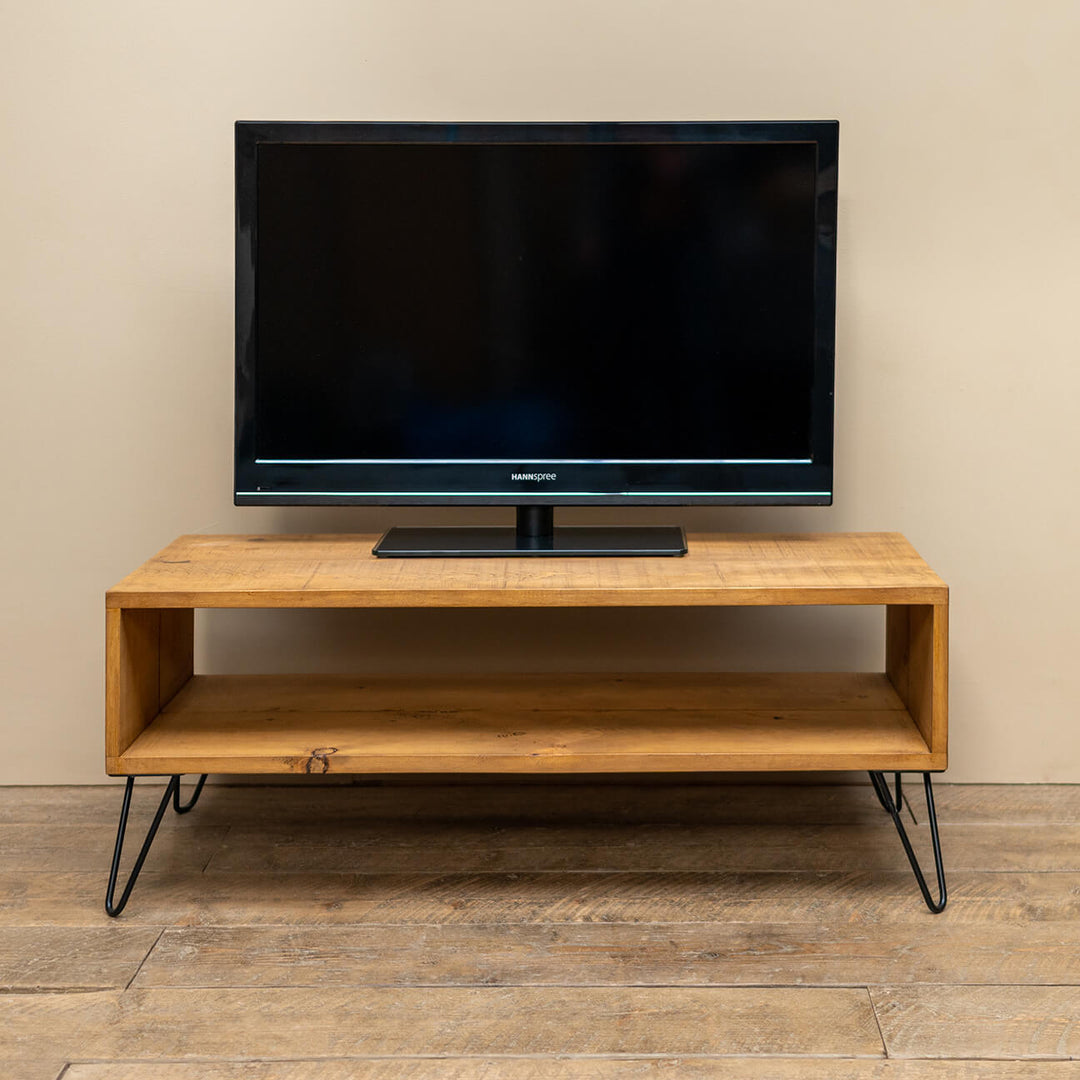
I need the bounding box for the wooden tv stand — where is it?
[104,532,949,914]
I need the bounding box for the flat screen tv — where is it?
[235,120,838,556]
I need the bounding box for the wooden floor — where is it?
[1,782,1078,1078]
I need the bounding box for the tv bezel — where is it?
[235,120,837,507]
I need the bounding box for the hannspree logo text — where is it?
[511,473,557,481]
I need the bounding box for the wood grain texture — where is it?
[0,823,227,873]
[105,532,948,609]
[0,784,214,827]
[0,986,884,1060]
[103,534,949,779]
[105,608,194,764]
[3,783,1077,827]
[105,608,160,760]
[57,1061,1080,1079]
[872,986,1080,1059]
[1,784,1078,1073]
[132,921,1080,988]
[165,672,909,713]
[204,822,1080,874]
[885,604,910,704]
[886,604,948,756]
[0,1064,64,1080]
[910,605,948,755]
[4,870,1080,928]
[112,672,933,775]
[158,608,194,709]
[0,927,161,990]
[930,785,1080,823]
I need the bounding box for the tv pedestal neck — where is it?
[103,531,948,916]
[373,506,688,558]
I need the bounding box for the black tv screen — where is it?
[235,122,836,505]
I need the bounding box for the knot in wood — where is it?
[304,746,339,774]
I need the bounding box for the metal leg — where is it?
[173,774,208,814]
[872,771,904,815]
[869,771,947,913]
[105,775,181,917]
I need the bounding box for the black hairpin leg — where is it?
[105,774,209,917]
[869,770,947,913]
[173,773,207,814]
[872,771,904,815]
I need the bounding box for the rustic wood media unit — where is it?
[104,531,949,915]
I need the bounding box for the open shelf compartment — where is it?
[112,672,937,775]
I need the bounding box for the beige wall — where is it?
[2,1,1077,784]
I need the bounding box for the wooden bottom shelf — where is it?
[110,673,938,775]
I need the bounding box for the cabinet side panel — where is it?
[928,602,948,756]
[887,603,948,762]
[885,606,910,704]
[159,609,194,708]
[105,608,161,765]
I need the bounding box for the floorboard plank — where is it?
[56,1060,1080,1079]
[0,1063,65,1080]
[930,785,1080,824]
[0,927,162,990]
[3,870,1079,927]
[131,921,1080,988]
[2,784,1078,1072]
[2,783,1076,828]
[204,823,1080,874]
[5,818,1075,878]
[0,786,211,828]
[0,825,228,873]
[0,987,884,1060]
[872,986,1080,1058]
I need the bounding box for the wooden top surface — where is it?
[106,532,947,609]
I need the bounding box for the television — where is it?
[235,121,838,557]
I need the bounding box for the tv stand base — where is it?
[374,505,687,557]
[373,523,687,557]
[103,532,950,916]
